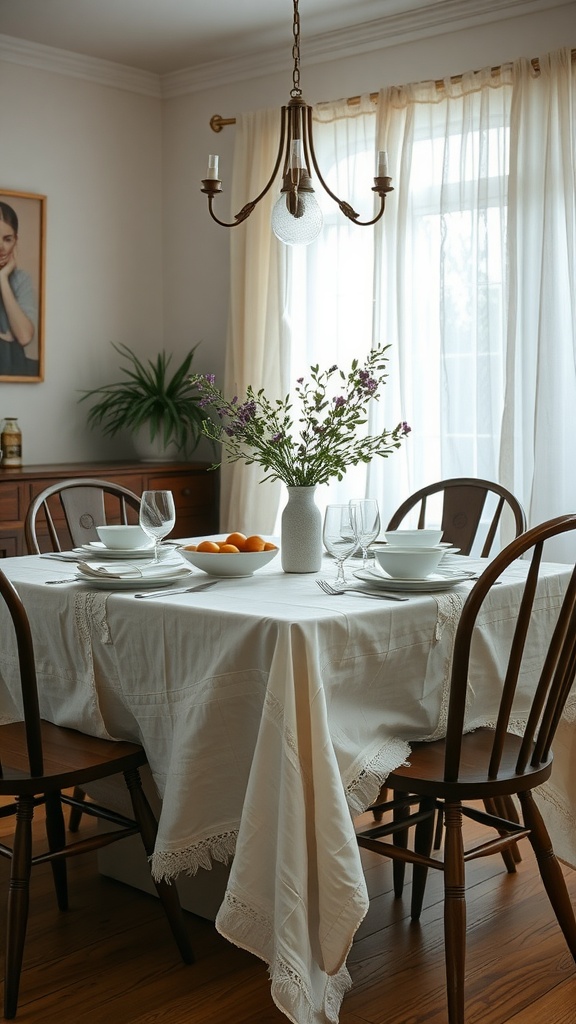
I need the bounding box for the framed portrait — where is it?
[0,189,46,383]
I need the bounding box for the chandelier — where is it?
[200,0,393,246]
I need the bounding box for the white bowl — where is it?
[96,524,151,549]
[374,545,444,579]
[178,546,279,577]
[384,529,443,548]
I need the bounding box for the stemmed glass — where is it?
[139,490,176,562]
[349,498,381,568]
[323,504,359,584]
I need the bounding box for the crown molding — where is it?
[0,0,571,100]
[0,33,161,97]
[160,0,571,97]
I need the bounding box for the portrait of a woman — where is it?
[0,195,44,380]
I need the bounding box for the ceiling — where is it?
[0,0,565,78]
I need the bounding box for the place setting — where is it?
[44,490,196,590]
[318,503,477,599]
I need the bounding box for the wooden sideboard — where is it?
[0,460,220,557]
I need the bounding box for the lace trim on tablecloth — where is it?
[216,889,353,1024]
[71,591,116,737]
[419,591,466,741]
[151,829,237,882]
[74,591,112,646]
[345,738,412,816]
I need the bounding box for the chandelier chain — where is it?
[291,0,301,98]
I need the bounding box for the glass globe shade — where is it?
[271,191,323,246]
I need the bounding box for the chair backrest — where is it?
[444,514,576,783]
[0,569,43,776]
[24,478,141,553]
[386,477,527,557]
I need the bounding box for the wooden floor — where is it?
[0,803,574,1023]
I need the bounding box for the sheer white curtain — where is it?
[501,49,576,561]
[220,108,290,533]
[224,51,576,548]
[368,69,514,529]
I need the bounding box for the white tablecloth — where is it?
[0,551,573,1024]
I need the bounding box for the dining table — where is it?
[0,543,574,1024]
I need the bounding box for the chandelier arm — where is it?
[202,109,288,227]
[305,106,393,226]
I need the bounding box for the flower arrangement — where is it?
[190,345,410,487]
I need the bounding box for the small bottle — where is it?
[1,418,22,466]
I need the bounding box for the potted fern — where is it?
[79,343,208,460]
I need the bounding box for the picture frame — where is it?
[0,189,46,383]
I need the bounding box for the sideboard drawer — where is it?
[0,482,27,522]
[0,461,219,554]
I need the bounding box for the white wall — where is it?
[0,60,163,462]
[0,4,574,464]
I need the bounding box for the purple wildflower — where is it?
[333,395,346,409]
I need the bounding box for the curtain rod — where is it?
[209,49,576,132]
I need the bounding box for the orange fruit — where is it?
[218,543,240,553]
[244,535,266,552]
[197,540,220,553]
[263,541,277,551]
[183,544,197,551]
[225,532,247,551]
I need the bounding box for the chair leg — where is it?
[519,791,576,957]
[483,797,517,873]
[498,794,522,863]
[123,768,194,965]
[68,786,87,833]
[5,797,34,1020]
[443,802,466,1024]
[392,792,410,898]
[411,797,436,921]
[44,792,68,910]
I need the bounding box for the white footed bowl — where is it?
[178,546,278,577]
[374,545,444,579]
[384,529,443,548]
[96,524,151,549]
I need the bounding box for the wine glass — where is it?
[322,504,359,584]
[139,490,176,562]
[349,498,381,568]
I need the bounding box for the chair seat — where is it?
[385,729,553,800]
[0,720,147,795]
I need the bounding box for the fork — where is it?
[316,579,409,601]
[134,579,221,599]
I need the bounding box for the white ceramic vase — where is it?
[281,485,322,573]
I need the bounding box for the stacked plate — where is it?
[72,541,174,560]
[364,528,473,591]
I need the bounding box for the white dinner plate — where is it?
[354,567,476,592]
[73,568,195,590]
[74,541,171,560]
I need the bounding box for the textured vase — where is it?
[281,486,322,573]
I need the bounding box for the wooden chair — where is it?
[0,567,193,1019]
[382,476,527,853]
[386,476,527,556]
[356,513,576,1024]
[24,477,141,554]
[24,479,142,831]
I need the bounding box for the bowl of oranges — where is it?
[178,533,279,577]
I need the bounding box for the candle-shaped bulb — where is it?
[377,150,389,177]
[206,154,219,179]
[289,140,305,170]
